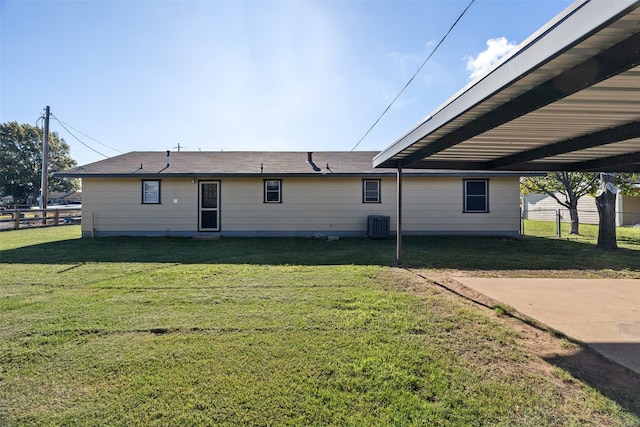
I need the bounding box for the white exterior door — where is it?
[199,181,220,231]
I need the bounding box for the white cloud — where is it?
[465,37,517,81]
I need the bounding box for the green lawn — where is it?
[1,226,639,426]
[523,219,640,248]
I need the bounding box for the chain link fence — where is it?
[521,208,640,238]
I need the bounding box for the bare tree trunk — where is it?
[568,207,579,234]
[562,174,580,234]
[595,173,618,250]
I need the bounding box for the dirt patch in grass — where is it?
[400,269,640,419]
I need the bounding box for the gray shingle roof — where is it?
[56,151,527,178]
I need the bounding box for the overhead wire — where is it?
[50,112,110,158]
[51,114,123,154]
[337,0,475,167]
[42,1,475,166]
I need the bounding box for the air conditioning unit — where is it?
[367,215,390,239]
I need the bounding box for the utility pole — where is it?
[40,106,50,209]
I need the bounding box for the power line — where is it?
[50,113,110,158]
[50,113,123,155]
[338,0,475,166]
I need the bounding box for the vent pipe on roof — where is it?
[166,150,171,167]
[307,152,321,172]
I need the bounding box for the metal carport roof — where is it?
[373,0,640,173]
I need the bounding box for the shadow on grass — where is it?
[1,234,639,271]
[545,346,640,419]
[423,272,640,420]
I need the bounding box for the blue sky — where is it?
[1,0,573,166]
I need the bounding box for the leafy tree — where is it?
[521,171,638,247]
[521,172,599,235]
[0,122,78,205]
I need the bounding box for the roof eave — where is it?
[373,0,640,169]
[55,171,539,179]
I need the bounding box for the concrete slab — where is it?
[452,278,640,374]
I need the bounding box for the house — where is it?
[56,151,524,238]
[522,186,640,227]
[48,191,82,205]
[0,195,13,207]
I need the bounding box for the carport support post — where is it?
[396,163,403,265]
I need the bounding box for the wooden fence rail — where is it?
[0,208,82,231]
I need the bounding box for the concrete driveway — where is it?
[452,278,640,374]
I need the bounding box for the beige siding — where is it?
[82,178,198,235]
[82,176,520,236]
[621,191,640,226]
[402,177,520,233]
[221,177,391,233]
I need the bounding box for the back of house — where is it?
[56,151,523,238]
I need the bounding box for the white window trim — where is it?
[142,180,161,204]
[264,179,282,203]
[363,179,381,203]
[463,179,489,213]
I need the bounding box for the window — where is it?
[363,179,381,203]
[142,180,160,204]
[464,179,488,212]
[264,180,282,203]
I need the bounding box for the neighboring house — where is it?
[56,151,524,238]
[522,187,640,227]
[48,191,82,205]
[1,195,13,206]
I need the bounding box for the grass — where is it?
[523,219,640,248]
[492,302,513,317]
[407,220,640,276]
[1,225,639,426]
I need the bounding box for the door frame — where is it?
[198,180,221,231]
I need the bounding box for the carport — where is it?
[373,0,640,264]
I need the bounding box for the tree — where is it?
[521,172,599,234]
[595,173,618,250]
[521,171,639,247]
[0,122,78,205]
